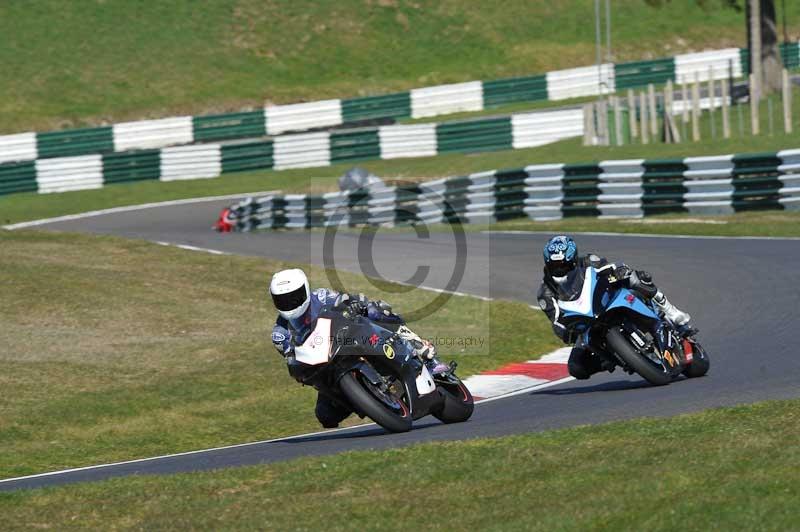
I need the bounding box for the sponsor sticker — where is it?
[369,333,379,347]
[663,350,676,367]
[383,343,395,359]
[271,332,286,343]
[682,339,694,363]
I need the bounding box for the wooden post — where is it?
[681,80,689,141]
[664,80,680,142]
[648,84,658,137]
[681,80,689,125]
[598,99,609,146]
[750,73,760,135]
[692,72,701,141]
[613,95,623,146]
[665,79,674,117]
[737,97,745,136]
[768,96,774,136]
[721,77,731,138]
[640,91,649,144]
[783,69,793,134]
[627,89,638,138]
[583,103,596,145]
[708,66,716,139]
[749,0,762,104]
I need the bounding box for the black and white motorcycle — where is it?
[287,307,474,433]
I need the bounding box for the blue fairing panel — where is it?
[608,288,659,320]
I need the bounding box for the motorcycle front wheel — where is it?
[606,328,672,386]
[681,339,710,378]
[432,377,474,424]
[339,371,412,433]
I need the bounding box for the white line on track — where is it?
[154,241,230,255]
[0,373,573,486]
[391,278,494,301]
[147,241,495,300]
[482,230,800,241]
[1,191,277,230]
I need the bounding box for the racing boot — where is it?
[396,326,450,376]
[653,291,691,326]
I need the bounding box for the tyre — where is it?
[681,340,710,378]
[339,371,412,433]
[432,378,474,424]
[606,328,672,386]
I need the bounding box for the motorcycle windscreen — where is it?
[295,318,332,365]
[557,267,596,318]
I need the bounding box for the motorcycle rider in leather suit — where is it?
[269,268,447,428]
[536,235,691,380]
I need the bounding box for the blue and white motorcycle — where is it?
[556,265,710,386]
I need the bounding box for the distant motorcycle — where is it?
[557,265,710,385]
[287,307,474,433]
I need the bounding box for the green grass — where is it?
[341,210,800,238]
[2,0,797,134]
[0,229,559,478]
[479,210,800,238]
[2,398,799,530]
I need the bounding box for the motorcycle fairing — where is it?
[607,287,659,320]
[558,267,597,318]
[329,314,444,418]
[294,318,332,365]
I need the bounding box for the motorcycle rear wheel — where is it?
[432,378,474,424]
[339,371,412,433]
[606,328,672,386]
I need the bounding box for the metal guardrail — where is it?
[218,150,800,230]
[0,108,583,196]
[2,43,798,166]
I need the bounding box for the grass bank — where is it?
[3,0,797,133]
[2,399,798,529]
[0,229,559,478]
[480,210,800,238]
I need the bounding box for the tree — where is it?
[648,1,783,96]
[746,0,782,96]
[759,0,783,94]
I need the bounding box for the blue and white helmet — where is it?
[543,235,578,281]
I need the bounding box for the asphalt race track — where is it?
[4,197,800,491]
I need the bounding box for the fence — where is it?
[2,43,798,166]
[0,108,583,196]
[219,150,800,230]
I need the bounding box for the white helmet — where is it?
[269,269,310,321]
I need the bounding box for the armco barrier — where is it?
[2,43,798,165]
[219,150,800,231]
[0,108,583,196]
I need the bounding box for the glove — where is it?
[336,293,367,318]
[367,300,393,320]
[614,264,632,282]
